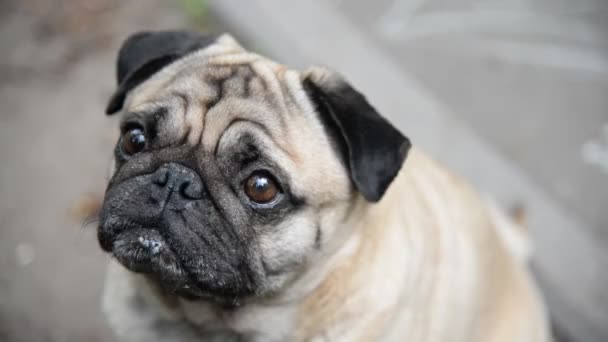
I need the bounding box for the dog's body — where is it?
[99,31,550,341]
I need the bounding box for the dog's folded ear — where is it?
[105,30,219,115]
[302,68,411,202]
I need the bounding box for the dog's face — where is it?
[98,31,410,305]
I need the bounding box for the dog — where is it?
[98,30,551,341]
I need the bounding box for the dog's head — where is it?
[98,31,410,305]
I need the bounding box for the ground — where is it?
[0,1,195,340]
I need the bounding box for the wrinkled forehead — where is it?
[114,35,351,205]
[121,36,314,152]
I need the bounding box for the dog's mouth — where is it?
[98,207,258,304]
[97,166,259,304]
[106,226,204,297]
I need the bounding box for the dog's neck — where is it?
[170,200,376,341]
[172,186,427,341]
[292,196,411,341]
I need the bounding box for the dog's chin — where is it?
[103,226,256,305]
[108,228,202,297]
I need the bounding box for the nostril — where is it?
[180,180,203,200]
[179,181,190,195]
[152,163,204,202]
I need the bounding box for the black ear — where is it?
[105,30,219,115]
[303,69,411,202]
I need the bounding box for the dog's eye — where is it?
[244,171,280,204]
[121,126,146,155]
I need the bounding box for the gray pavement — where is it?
[0,1,191,341]
[341,0,608,238]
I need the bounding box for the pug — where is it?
[98,31,550,342]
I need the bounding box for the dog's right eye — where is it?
[121,126,147,155]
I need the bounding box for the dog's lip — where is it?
[107,227,208,297]
[110,228,184,278]
[100,220,254,303]
[110,228,168,265]
[112,228,165,254]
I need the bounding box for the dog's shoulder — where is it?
[378,148,550,341]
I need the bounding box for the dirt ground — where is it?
[0,1,199,340]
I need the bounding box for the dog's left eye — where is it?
[121,126,147,155]
[244,171,280,204]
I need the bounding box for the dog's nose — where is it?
[152,163,203,201]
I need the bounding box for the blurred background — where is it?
[0,0,606,341]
